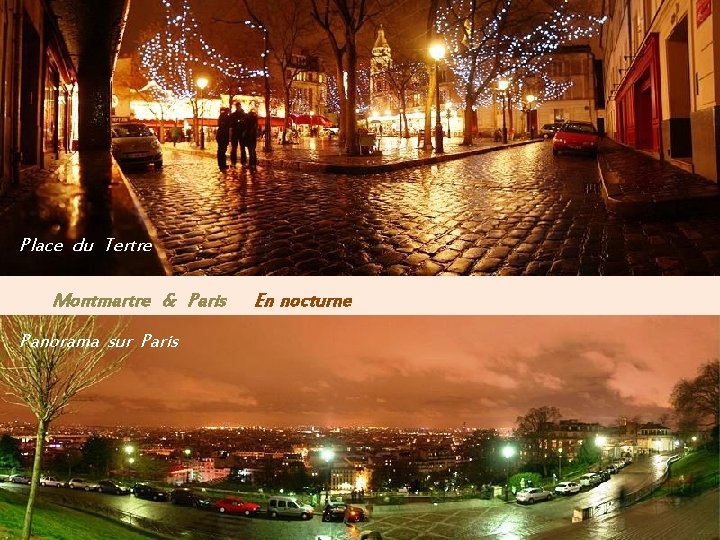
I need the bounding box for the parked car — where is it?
[578,473,603,487]
[614,460,627,469]
[215,496,261,516]
[540,122,563,138]
[552,121,599,155]
[554,481,581,495]
[111,122,163,169]
[132,483,168,501]
[96,479,131,495]
[267,496,314,519]
[599,470,612,481]
[606,463,618,474]
[9,474,31,484]
[67,478,97,491]
[169,488,212,508]
[40,476,64,487]
[322,502,367,523]
[515,487,554,504]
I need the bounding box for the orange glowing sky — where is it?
[1,317,717,429]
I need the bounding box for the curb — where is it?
[164,139,543,175]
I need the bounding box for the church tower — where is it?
[370,25,392,110]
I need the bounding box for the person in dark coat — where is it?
[216,107,231,171]
[229,101,247,167]
[243,109,258,170]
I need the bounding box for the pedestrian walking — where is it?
[216,107,231,171]
[244,108,258,170]
[230,101,247,167]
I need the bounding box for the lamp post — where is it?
[321,448,335,504]
[595,435,607,469]
[525,94,536,138]
[196,77,208,150]
[445,102,452,139]
[184,448,192,484]
[123,445,134,477]
[558,447,563,480]
[497,79,509,143]
[502,445,515,501]
[429,42,446,153]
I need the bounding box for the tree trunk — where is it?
[283,86,292,144]
[462,95,473,146]
[345,38,359,156]
[507,93,514,141]
[336,60,347,146]
[22,418,48,540]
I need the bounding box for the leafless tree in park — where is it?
[0,316,135,540]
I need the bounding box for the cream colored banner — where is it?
[0,277,717,315]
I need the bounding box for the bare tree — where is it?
[311,0,380,155]
[377,56,428,138]
[0,316,134,540]
[671,359,719,434]
[423,0,440,149]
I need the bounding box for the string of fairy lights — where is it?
[436,0,606,108]
[139,0,263,100]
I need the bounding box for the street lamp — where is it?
[429,41,446,153]
[184,448,192,484]
[497,79,509,144]
[502,445,515,501]
[321,448,335,504]
[558,447,563,480]
[595,435,607,468]
[525,94,536,138]
[196,77,208,150]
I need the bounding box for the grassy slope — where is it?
[0,489,154,540]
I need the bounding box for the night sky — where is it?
[1,317,716,429]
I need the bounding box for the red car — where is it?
[215,497,261,516]
[552,121,599,156]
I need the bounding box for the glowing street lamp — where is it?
[497,79,509,143]
[321,448,335,503]
[558,447,563,480]
[595,435,607,468]
[429,42,446,153]
[502,445,515,501]
[525,94,536,138]
[196,77,209,150]
[124,445,135,456]
[184,448,192,483]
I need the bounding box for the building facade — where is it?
[602,0,720,181]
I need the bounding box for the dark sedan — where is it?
[169,488,212,509]
[322,503,366,523]
[133,483,168,501]
[96,479,131,495]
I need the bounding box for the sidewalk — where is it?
[163,135,540,174]
[535,489,719,540]
[598,139,720,218]
[0,153,169,275]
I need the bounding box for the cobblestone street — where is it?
[126,143,720,275]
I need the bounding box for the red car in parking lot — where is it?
[552,121,599,156]
[214,496,261,516]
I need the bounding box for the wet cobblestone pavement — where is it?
[125,143,720,275]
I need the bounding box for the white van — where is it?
[267,496,314,519]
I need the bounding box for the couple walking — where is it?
[216,101,258,171]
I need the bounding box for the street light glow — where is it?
[526,94,536,104]
[502,445,515,459]
[196,77,208,90]
[184,448,191,456]
[321,448,335,462]
[124,445,134,455]
[429,42,446,61]
[497,79,510,92]
[595,435,607,447]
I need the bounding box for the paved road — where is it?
[2,457,672,539]
[125,145,720,275]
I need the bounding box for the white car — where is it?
[67,478,97,491]
[579,473,602,487]
[515,487,554,504]
[40,476,64,487]
[111,122,163,169]
[554,481,581,495]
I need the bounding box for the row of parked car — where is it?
[516,456,632,504]
[540,121,600,156]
